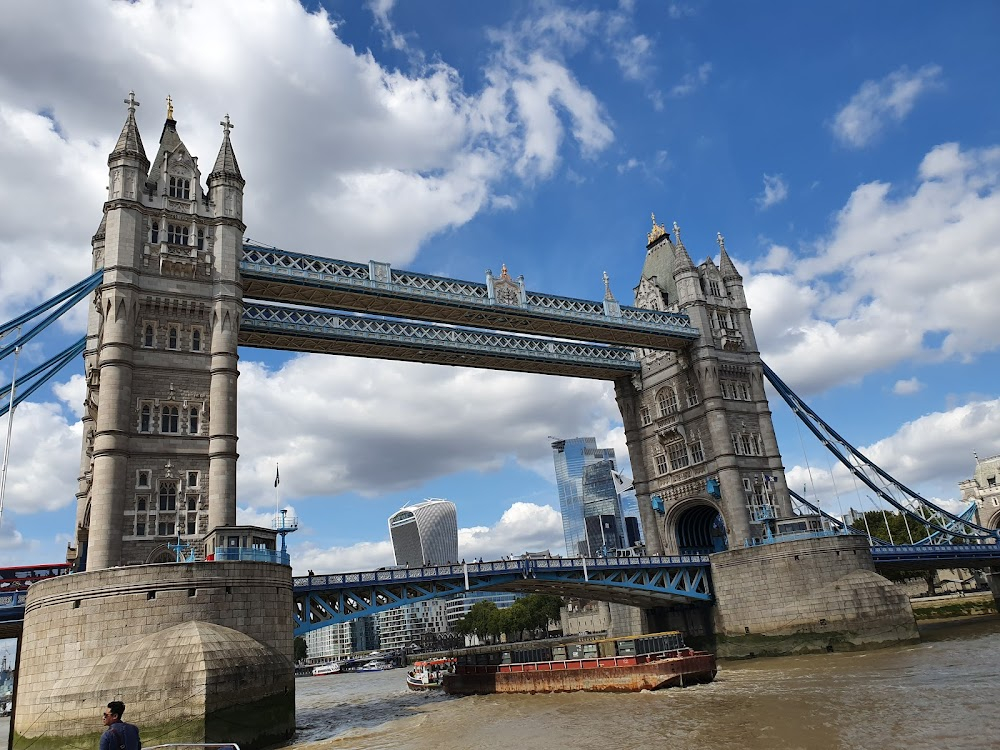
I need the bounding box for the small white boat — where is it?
[357,659,393,672]
[406,658,456,690]
[311,662,342,676]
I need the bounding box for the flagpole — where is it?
[274,463,280,522]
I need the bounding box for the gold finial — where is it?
[166,94,174,120]
[499,263,510,280]
[647,212,667,245]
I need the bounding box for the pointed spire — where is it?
[718,232,742,280]
[672,238,694,272]
[110,90,148,166]
[209,113,244,184]
[603,271,616,301]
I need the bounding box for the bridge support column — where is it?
[13,562,293,750]
[987,567,1000,610]
[710,535,918,658]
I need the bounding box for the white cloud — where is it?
[0,517,41,565]
[748,142,1000,394]
[757,173,788,210]
[0,401,80,514]
[832,65,943,148]
[0,0,616,315]
[786,397,1000,519]
[291,500,564,575]
[234,356,620,509]
[670,63,712,97]
[892,377,923,396]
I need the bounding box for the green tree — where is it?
[294,636,307,662]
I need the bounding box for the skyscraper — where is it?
[551,438,630,556]
[388,499,458,566]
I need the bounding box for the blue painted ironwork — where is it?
[871,544,1000,570]
[292,555,712,635]
[240,243,700,348]
[241,303,640,377]
[0,337,86,419]
[0,269,102,338]
[763,361,1000,544]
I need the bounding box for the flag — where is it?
[274,465,280,488]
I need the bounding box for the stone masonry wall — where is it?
[15,561,293,746]
[710,535,918,657]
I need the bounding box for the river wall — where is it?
[13,561,294,750]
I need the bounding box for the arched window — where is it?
[197,229,204,251]
[161,406,179,434]
[166,224,189,246]
[191,329,201,352]
[140,405,151,433]
[189,408,199,435]
[168,327,178,349]
[168,176,191,200]
[143,325,154,347]
[150,221,159,244]
[657,387,678,417]
[158,482,177,511]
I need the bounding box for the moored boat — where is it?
[443,631,716,695]
[357,659,394,672]
[406,657,457,690]
[311,662,342,676]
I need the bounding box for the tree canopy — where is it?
[453,594,563,643]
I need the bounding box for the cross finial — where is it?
[717,232,726,252]
[124,90,139,114]
[673,221,682,245]
[603,271,615,301]
[221,113,234,135]
[166,94,174,119]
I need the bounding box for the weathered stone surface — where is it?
[14,561,293,750]
[710,535,919,657]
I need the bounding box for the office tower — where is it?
[388,499,458,566]
[551,437,629,556]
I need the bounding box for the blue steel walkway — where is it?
[292,555,712,636]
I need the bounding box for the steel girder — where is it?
[240,244,700,351]
[871,544,1000,571]
[239,302,640,380]
[292,557,712,636]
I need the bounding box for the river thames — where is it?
[291,617,1000,750]
[2,617,997,749]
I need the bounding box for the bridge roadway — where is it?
[3,545,998,638]
[239,243,701,351]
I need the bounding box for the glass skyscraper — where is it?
[551,437,633,556]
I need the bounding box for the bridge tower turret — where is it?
[73,95,244,569]
[616,216,792,556]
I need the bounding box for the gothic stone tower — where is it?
[616,216,793,556]
[73,94,244,570]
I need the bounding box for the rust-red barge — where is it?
[443,631,716,695]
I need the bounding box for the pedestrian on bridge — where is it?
[100,701,141,750]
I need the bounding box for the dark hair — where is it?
[107,701,126,718]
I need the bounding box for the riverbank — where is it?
[910,592,997,620]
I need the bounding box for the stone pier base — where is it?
[13,561,294,750]
[709,535,919,658]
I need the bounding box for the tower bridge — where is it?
[3,94,998,749]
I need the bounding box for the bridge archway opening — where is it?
[675,503,727,556]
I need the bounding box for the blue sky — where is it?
[0,0,999,577]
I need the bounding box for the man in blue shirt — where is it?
[100,701,141,750]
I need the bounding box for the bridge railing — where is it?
[293,555,711,588]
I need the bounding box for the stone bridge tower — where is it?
[73,94,244,570]
[616,216,793,556]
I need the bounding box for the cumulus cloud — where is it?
[786,397,1000,520]
[832,65,943,148]
[234,357,621,509]
[291,500,563,575]
[0,0,617,320]
[757,173,788,210]
[892,377,923,396]
[747,142,1000,394]
[0,402,80,514]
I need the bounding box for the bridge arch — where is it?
[145,545,175,564]
[668,499,728,556]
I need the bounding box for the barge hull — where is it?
[444,652,716,695]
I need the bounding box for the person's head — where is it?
[103,701,126,725]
